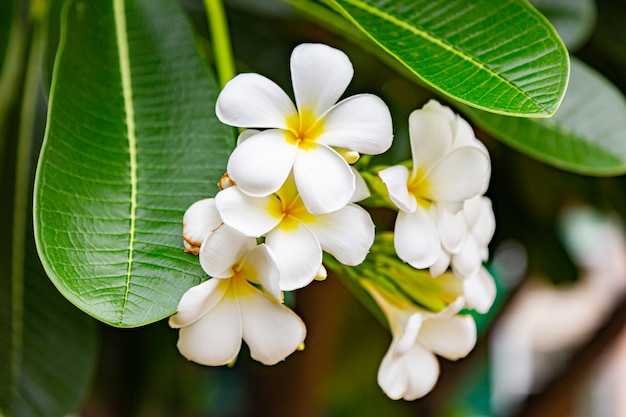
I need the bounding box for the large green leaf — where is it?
[323,0,569,117]
[1,6,98,413]
[0,237,98,417]
[464,57,626,176]
[34,0,233,327]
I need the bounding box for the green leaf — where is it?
[0,0,13,65]
[530,0,596,51]
[34,0,233,327]
[464,57,626,176]
[323,0,569,117]
[0,240,99,417]
[1,6,98,413]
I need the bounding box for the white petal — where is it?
[240,244,282,303]
[394,313,423,355]
[238,279,306,365]
[290,43,353,120]
[394,209,440,269]
[452,115,486,151]
[317,94,393,154]
[436,207,468,254]
[430,247,451,277]
[236,129,261,146]
[452,235,483,278]
[215,186,283,237]
[379,165,416,213]
[199,226,256,278]
[425,147,490,203]
[227,129,298,197]
[378,342,439,401]
[419,315,477,360]
[467,197,496,247]
[293,145,354,215]
[266,222,323,291]
[423,99,455,120]
[403,345,441,400]
[176,281,243,366]
[183,199,222,253]
[216,73,296,129]
[305,203,374,265]
[463,267,496,314]
[169,279,224,328]
[351,167,370,202]
[408,106,453,173]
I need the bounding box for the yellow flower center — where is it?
[285,109,324,150]
[407,168,431,209]
[277,194,316,231]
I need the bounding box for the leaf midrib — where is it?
[113,0,137,322]
[333,0,552,113]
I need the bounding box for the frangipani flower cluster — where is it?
[379,100,496,313]
[170,43,392,367]
[169,43,497,402]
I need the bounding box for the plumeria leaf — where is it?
[322,0,569,117]
[0,0,13,67]
[530,0,596,51]
[34,0,233,327]
[1,8,98,412]
[0,236,98,417]
[464,57,626,176]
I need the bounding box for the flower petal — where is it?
[317,94,393,154]
[215,186,283,237]
[265,222,323,291]
[176,280,243,366]
[199,226,256,278]
[463,267,497,314]
[408,105,453,173]
[293,144,354,215]
[430,247,451,277]
[227,129,298,197]
[379,165,416,213]
[351,167,370,202]
[466,197,496,247]
[419,314,477,360]
[237,129,261,146]
[403,345,441,400]
[240,244,282,303]
[452,235,483,278]
[216,73,296,129]
[169,278,224,328]
[290,43,353,120]
[425,147,490,203]
[238,280,306,365]
[378,341,439,401]
[305,204,374,265]
[395,313,423,355]
[436,206,468,254]
[394,209,440,269]
[452,115,486,151]
[183,198,222,254]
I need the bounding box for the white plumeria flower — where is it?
[379,100,490,269]
[215,175,375,291]
[364,282,476,400]
[430,196,497,313]
[170,225,306,366]
[216,43,393,215]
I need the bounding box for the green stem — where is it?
[203,0,235,88]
